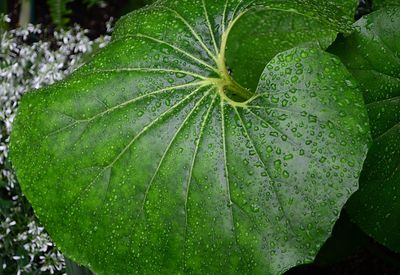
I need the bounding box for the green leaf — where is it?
[221,0,355,91]
[337,0,359,18]
[225,7,338,92]
[373,0,400,10]
[10,1,370,274]
[330,7,400,252]
[65,257,94,275]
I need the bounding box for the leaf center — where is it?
[203,10,254,104]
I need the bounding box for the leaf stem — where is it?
[223,74,254,100]
[18,0,32,27]
[216,8,254,101]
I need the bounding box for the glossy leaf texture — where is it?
[10,0,370,274]
[222,0,356,91]
[330,7,400,252]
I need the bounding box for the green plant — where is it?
[372,0,400,9]
[7,0,399,274]
[330,6,400,252]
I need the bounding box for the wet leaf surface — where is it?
[10,0,370,274]
[372,0,400,11]
[331,7,400,252]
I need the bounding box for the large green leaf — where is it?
[10,0,370,274]
[330,7,400,252]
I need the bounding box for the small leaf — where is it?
[10,1,370,274]
[331,7,400,252]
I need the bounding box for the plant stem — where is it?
[217,8,254,101]
[18,0,32,27]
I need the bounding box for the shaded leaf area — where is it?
[355,0,373,20]
[287,212,400,275]
[10,0,370,274]
[330,7,400,252]
[313,212,369,265]
[65,258,93,275]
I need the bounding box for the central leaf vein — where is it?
[220,99,245,260]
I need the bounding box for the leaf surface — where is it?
[330,7,400,251]
[222,0,355,91]
[10,0,370,274]
[373,0,400,10]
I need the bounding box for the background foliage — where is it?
[45,0,155,27]
[0,15,111,274]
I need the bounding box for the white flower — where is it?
[1,17,112,274]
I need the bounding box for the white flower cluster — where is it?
[5,221,63,274]
[0,15,111,274]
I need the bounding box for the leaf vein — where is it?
[201,0,219,55]
[182,93,218,264]
[220,100,247,261]
[367,95,400,107]
[134,33,217,72]
[164,7,218,63]
[65,86,206,212]
[45,81,205,138]
[247,108,299,148]
[374,122,400,141]
[234,107,298,237]
[92,67,206,80]
[140,88,213,212]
